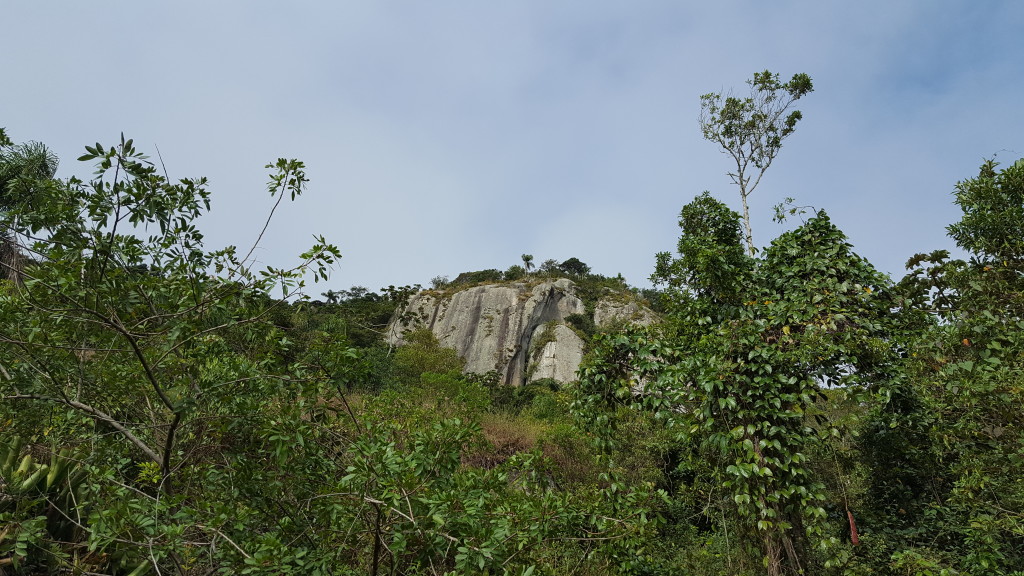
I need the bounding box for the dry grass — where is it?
[463,412,547,469]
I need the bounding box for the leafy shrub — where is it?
[565,312,596,338]
[489,383,540,415]
[451,269,504,286]
[503,264,526,280]
[392,329,465,386]
[419,372,490,417]
[538,422,600,488]
[529,390,567,420]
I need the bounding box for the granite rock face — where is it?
[386,278,656,386]
[527,322,585,383]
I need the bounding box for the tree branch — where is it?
[5,394,162,465]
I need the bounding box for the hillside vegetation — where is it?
[1,120,1023,576]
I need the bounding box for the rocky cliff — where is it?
[386,278,656,386]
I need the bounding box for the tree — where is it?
[0,129,59,211]
[858,158,1024,573]
[521,253,534,274]
[0,135,344,573]
[948,158,1024,269]
[504,264,526,280]
[1,128,60,283]
[700,70,813,255]
[559,257,590,277]
[581,194,900,575]
[539,258,560,274]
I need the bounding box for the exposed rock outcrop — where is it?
[594,298,660,327]
[527,322,585,383]
[387,279,582,386]
[386,278,657,386]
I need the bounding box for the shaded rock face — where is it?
[387,279,585,386]
[386,279,658,386]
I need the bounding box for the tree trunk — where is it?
[741,192,755,256]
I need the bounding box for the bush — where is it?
[488,382,538,414]
[451,269,504,285]
[392,329,465,386]
[529,389,568,421]
[565,312,596,338]
[504,264,526,281]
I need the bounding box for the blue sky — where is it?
[4,2,1022,293]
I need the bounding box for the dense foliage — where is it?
[574,160,1024,575]
[0,132,657,575]
[2,121,1022,576]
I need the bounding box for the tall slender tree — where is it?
[700,71,813,255]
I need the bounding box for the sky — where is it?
[4,2,1023,295]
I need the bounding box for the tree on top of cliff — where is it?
[521,253,534,274]
[559,257,591,277]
